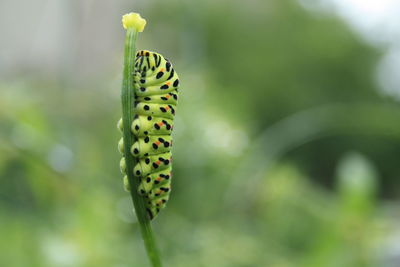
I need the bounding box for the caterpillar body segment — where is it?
[119,50,179,220]
[131,136,173,157]
[131,116,174,137]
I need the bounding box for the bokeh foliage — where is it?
[0,0,399,266]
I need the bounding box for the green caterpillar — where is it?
[118,50,179,220]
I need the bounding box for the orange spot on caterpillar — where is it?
[156,161,161,165]
[165,106,170,110]
[166,95,171,99]
[159,68,164,72]
[155,141,161,145]
[158,122,164,126]
[166,82,171,86]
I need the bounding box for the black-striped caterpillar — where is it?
[118,50,179,220]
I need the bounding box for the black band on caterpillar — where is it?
[118,50,179,220]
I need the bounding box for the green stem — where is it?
[121,28,162,267]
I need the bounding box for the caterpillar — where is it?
[118,50,179,220]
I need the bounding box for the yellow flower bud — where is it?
[122,12,146,32]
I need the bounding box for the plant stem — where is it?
[121,28,162,267]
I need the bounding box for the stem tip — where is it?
[122,12,146,32]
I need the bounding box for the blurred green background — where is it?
[1,0,400,266]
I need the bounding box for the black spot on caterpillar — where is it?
[118,50,179,220]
